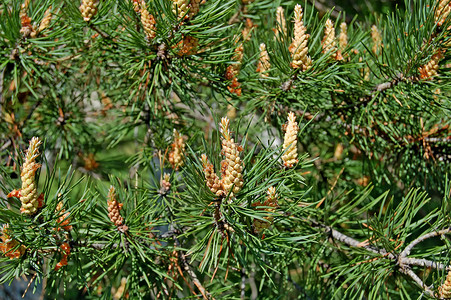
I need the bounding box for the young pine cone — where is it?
[290,4,312,71]
[227,104,237,119]
[131,0,141,13]
[107,186,128,232]
[188,0,201,19]
[440,270,451,299]
[178,36,198,56]
[256,43,270,77]
[160,173,171,194]
[19,1,36,38]
[82,153,99,171]
[253,186,278,234]
[241,18,255,41]
[275,6,287,38]
[230,43,244,75]
[172,0,189,20]
[55,200,72,232]
[339,22,348,53]
[418,51,444,80]
[220,117,244,197]
[225,43,244,96]
[38,6,53,33]
[20,137,43,215]
[435,0,451,27]
[0,225,26,259]
[54,243,70,271]
[201,154,224,197]
[322,19,337,58]
[169,129,185,170]
[80,0,99,22]
[141,4,156,40]
[282,112,299,168]
[371,25,382,55]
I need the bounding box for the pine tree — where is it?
[0,0,450,298]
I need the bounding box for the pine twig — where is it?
[88,23,110,40]
[179,251,210,299]
[90,243,119,249]
[22,272,37,298]
[0,139,11,152]
[399,266,435,298]
[400,228,451,258]
[309,0,349,21]
[372,74,407,93]
[214,201,235,236]
[401,258,449,270]
[240,268,246,300]
[294,107,449,148]
[325,224,451,270]
[174,234,213,300]
[324,225,394,258]
[287,275,312,299]
[318,222,451,296]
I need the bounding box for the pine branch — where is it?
[373,76,404,92]
[309,0,349,21]
[240,268,246,300]
[0,140,12,152]
[400,228,451,259]
[399,266,435,298]
[318,222,451,270]
[90,243,119,250]
[324,224,394,258]
[402,258,449,270]
[174,233,213,300]
[88,23,110,40]
[287,276,312,299]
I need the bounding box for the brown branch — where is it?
[174,234,213,300]
[178,249,210,299]
[22,272,37,298]
[371,74,413,93]
[399,266,435,298]
[313,221,451,297]
[240,268,246,300]
[213,201,235,237]
[400,228,451,258]
[324,224,394,258]
[309,0,350,21]
[0,139,11,152]
[228,4,246,25]
[325,224,451,271]
[400,257,449,270]
[88,23,110,40]
[90,243,118,249]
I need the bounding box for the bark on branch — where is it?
[315,222,451,297]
